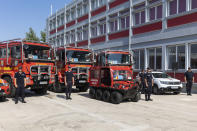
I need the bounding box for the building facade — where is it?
[46,0,197,82]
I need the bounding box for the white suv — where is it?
[136,71,183,94]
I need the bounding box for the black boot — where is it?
[148,95,153,101]
[15,99,18,104]
[22,99,27,103]
[145,95,148,101]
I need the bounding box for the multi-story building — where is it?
[46,0,197,82]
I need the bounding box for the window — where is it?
[66,33,70,44]
[77,5,82,17]
[53,19,56,29]
[148,48,162,70]
[134,3,145,25]
[66,12,70,22]
[169,0,186,16]
[90,70,100,79]
[168,45,185,69]
[91,22,97,37]
[120,10,129,29]
[0,48,7,58]
[99,0,105,6]
[149,4,162,21]
[77,28,83,41]
[177,45,185,69]
[49,21,53,30]
[83,3,88,14]
[71,8,76,20]
[109,14,118,32]
[192,0,197,9]
[190,44,197,69]
[61,14,64,25]
[83,25,88,40]
[99,19,106,35]
[133,49,145,69]
[71,30,75,43]
[156,48,162,69]
[91,0,98,10]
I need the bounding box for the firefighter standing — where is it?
[64,66,74,100]
[14,66,27,104]
[184,67,194,96]
[139,69,146,93]
[145,68,154,101]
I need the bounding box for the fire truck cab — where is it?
[0,39,56,97]
[89,50,140,104]
[52,47,92,92]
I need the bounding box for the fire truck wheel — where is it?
[89,88,95,98]
[96,89,103,100]
[53,83,63,93]
[111,91,122,104]
[0,96,6,102]
[132,92,141,102]
[34,88,47,95]
[3,76,16,97]
[102,90,110,102]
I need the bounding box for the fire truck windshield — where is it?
[24,45,51,60]
[107,54,131,65]
[113,70,132,81]
[66,50,91,63]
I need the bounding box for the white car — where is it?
[136,71,183,94]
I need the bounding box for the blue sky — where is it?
[0,0,71,41]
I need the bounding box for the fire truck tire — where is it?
[79,86,88,92]
[53,83,63,93]
[132,92,141,102]
[95,89,103,100]
[0,96,6,102]
[102,90,110,102]
[89,88,95,98]
[3,77,16,97]
[111,91,122,104]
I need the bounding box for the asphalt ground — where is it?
[0,89,197,131]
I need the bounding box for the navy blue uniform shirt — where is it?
[65,71,74,83]
[14,72,26,87]
[184,71,194,82]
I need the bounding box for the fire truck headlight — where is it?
[3,83,9,86]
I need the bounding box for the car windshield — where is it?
[152,73,171,78]
[113,70,132,81]
[66,50,91,63]
[24,44,51,60]
[107,54,131,65]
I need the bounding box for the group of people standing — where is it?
[139,67,154,101]
[139,67,195,102]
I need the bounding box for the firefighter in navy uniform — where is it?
[14,66,27,104]
[139,69,146,94]
[145,68,154,101]
[64,66,74,100]
[184,67,194,96]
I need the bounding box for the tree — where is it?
[40,31,46,42]
[25,27,40,41]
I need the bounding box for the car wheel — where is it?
[3,76,15,98]
[132,92,141,102]
[102,90,110,102]
[153,84,160,95]
[95,89,103,100]
[111,91,122,104]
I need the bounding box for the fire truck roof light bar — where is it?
[57,46,92,51]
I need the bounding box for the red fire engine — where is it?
[0,39,56,97]
[51,46,92,92]
[89,50,140,104]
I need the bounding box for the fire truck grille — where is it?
[31,66,50,74]
[72,67,89,80]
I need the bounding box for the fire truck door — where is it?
[10,46,21,66]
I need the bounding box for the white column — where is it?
[55,10,58,47]
[129,0,133,52]
[162,0,167,31]
[106,0,110,42]
[145,0,149,22]
[162,45,167,71]
[88,0,91,48]
[64,5,67,46]
[185,43,189,70]
[145,48,148,69]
